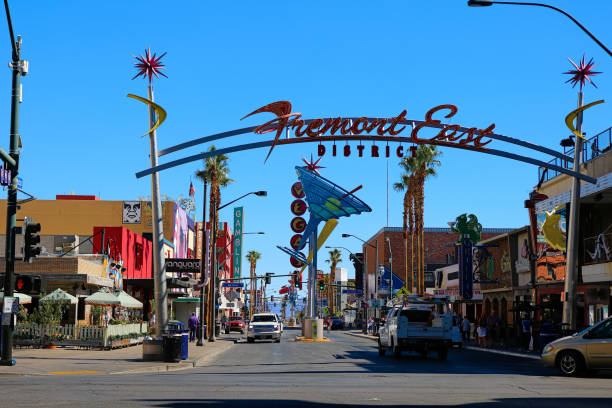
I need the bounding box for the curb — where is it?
[344,332,377,341]
[464,345,541,360]
[111,340,235,374]
[295,336,330,342]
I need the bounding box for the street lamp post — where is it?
[342,234,378,320]
[386,237,393,304]
[208,191,266,342]
[0,0,26,366]
[467,1,612,58]
[196,180,207,347]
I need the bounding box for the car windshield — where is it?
[229,317,242,321]
[574,318,609,336]
[252,315,276,323]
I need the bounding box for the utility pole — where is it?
[196,180,207,346]
[1,0,25,366]
[208,197,217,342]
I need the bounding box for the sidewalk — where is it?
[0,337,235,377]
[344,330,540,360]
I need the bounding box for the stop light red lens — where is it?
[16,278,24,290]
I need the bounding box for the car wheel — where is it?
[378,339,385,357]
[391,339,401,359]
[275,337,281,343]
[240,329,245,334]
[247,337,254,343]
[438,347,448,361]
[225,329,230,334]
[557,350,585,377]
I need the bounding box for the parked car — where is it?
[330,317,344,330]
[247,313,282,343]
[225,316,246,334]
[541,317,612,376]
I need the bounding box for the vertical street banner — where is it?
[233,207,244,279]
[205,229,211,284]
[459,237,473,300]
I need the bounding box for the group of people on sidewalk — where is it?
[456,311,555,353]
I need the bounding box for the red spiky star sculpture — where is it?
[132,48,168,83]
[302,154,325,175]
[564,55,601,91]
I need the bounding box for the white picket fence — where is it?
[14,322,148,348]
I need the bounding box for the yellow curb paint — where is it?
[48,370,103,375]
[295,337,330,342]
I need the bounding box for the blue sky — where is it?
[1,1,610,295]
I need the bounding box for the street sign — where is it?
[165,258,201,273]
[17,176,22,188]
[221,282,244,288]
[342,289,362,294]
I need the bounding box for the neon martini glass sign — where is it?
[294,166,371,250]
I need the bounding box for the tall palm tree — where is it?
[394,160,418,292]
[325,249,342,314]
[414,145,441,294]
[246,250,261,317]
[394,146,441,295]
[195,145,233,335]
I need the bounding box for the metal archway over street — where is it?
[135,100,598,184]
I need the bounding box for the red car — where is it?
[225,316,246,334]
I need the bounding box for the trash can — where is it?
[162,334,182,362]
[181,331,189,360]
[203,324,207,339]
[167,321,185,334]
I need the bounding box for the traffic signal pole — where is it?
[1,0,22,365]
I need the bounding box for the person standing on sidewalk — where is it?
[520,313,532,351]
[188,312,199,342]
[462,316,470,342]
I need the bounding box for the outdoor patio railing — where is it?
[13,322,149,348]
[537,126,612,184]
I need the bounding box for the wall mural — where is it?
[122,201,142,224]
[536,211,567,283]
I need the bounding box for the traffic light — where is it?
[270,295,274,302]
[318,279,325,291]
[15,274,41,294]
[377,275,382,287]
[24,217,42,263]
[265,272,273,284]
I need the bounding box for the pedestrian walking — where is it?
[367,318,374,335]
[520,313,532,351]
[188,312,199,342]
[462,317,470,341]
[221,314,227,331]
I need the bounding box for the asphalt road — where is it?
[1,328,612,407]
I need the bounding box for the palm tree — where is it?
[414,145,442,294]
[325,249,342,314]
[394,145,441,295]
[246,250,261,317]
[195,145,233,335]
[393,159,418,292]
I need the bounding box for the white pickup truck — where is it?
[378,302,453,360]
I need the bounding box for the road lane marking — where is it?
[48,370,103,375]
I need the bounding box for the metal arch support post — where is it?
[147,85,168,338]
